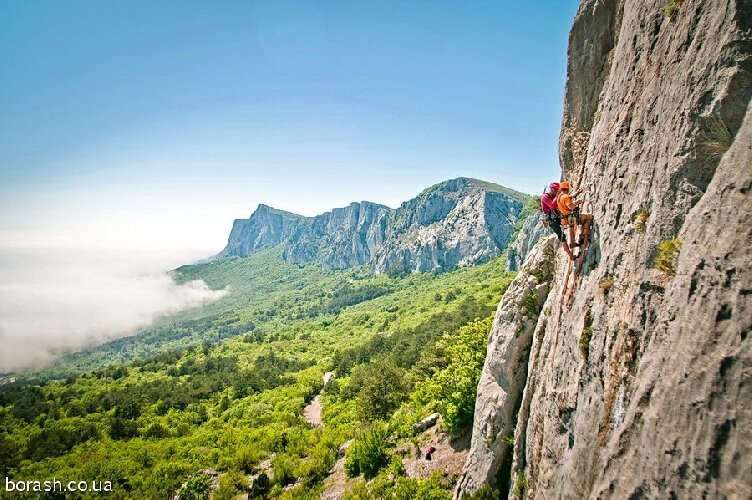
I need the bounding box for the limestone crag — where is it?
[372,181,523,273]
[459,0,751,498]
[282,201,391,269]
[218,178,528,273]
[506,212,548,272]
[455,236,556,494]
[218,205,302,258]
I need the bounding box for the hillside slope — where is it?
[219,177,528,274]
[459,0,751,498]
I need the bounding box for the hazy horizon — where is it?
[0,244,229,373]
[2,1,578,253]
[0,1,579,372]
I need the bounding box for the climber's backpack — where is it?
[541,190,560,225]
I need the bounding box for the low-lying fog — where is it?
[0,243,226,373]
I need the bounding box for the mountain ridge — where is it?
[218,177,532,274]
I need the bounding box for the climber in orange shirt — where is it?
[556,181,590,258]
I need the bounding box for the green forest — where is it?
[1,248,518,498]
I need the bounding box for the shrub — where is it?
[699,115,733,160]
[631,208,649,231]
[511,471,528,498]
[463,485,501,499]
[174,422,190,437]
[143,422,170,439]
[655,239,682,276]
[109,416,138,440]
[384,473,450,499]
[303,444,337,483]
[323,378,340,397]
[248,472,270,498]
[523,292,539,317]
[599,277,614,295]
[355,362,409,421]
[579,309,593,359]
[344,424,390,479]
[213,471,248,500]
[153,461,193,496]
[233,446,262,473]
[180,473,212,500]
[347,471,450,500]
[271,454,297,486]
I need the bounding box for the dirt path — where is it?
[303,394,323,427]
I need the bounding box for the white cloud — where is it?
[0,241,226,373]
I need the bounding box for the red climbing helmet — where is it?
[549,182,560,191]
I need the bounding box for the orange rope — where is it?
[550,257,573,365]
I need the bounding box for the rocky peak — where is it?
[217,178,529,273]
[505,211,548,272]
[218,204,302,258]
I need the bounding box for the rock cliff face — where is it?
[282,201,391,270]
[218,178,528,273]
[457,236,556,493]
[459,0,751,498]
[506,212,548,272]
[371,178,523,273]
[219,205,302,258]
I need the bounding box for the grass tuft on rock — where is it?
[655,239,682,277]
[599,277,614,295]
[463,485,501,500]
[699,115,733,160]
[631,208,649,231]
[523,291,539,317]
[511,471,528,498]
[664,0,684,20]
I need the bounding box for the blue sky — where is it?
[1,0,579,254]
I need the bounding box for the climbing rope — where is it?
[565,215,593,309]
[550,257,573,363]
